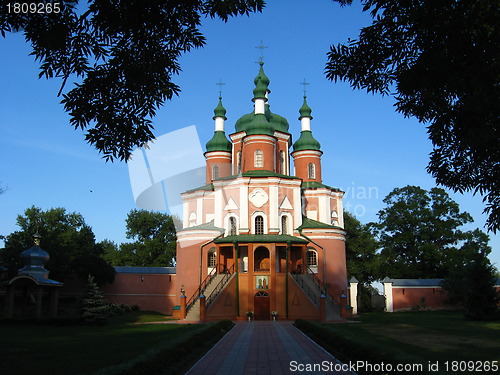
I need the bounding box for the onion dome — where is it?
[18,233,50,279]
[213,97,227,120]
[293,130,321,151]
[298,96,313,119]
[252,62,270,102]
[253,61,271,90]
[266,104,289,133]
[293,96,321,151]
[206,131,232,152]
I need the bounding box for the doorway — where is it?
[254,291,270,320]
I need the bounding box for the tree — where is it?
[344,211,379,283]
[1,0,264,162]
[0,206,115,283]
[327,0,500,232]
[104,209,177,267]
[373,186,491,279]
[442,246,499,321]
[344,211,380,311]
[80,275,109,325]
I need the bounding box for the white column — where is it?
[214,189,223,228]
[349,278,358,315]
[196,196,203,225]
[301,117,311,131]
[293,186,302,228]
[269,184,279,232]
[240,184,249,232]
[215,117,224,132]
[383,278,393,312]
[318,194,329,224]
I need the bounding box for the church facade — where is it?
[174,62,348,321]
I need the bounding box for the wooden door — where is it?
[254,292,270,320]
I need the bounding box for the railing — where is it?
[291,266,342,314]
[206,264,234,308]
[306,266,342,315]
[186,267,217,313]
[291,271,320,308]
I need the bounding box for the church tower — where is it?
[175,61,347,321]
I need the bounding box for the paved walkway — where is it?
[186,321,356,375]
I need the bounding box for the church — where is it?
[172,61,348,321]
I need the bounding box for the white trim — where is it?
[292,150,323,159]
[224,213,239,236]
[279,212,293,235]
[251,211,268,234]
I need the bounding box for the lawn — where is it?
[298,311,500,375]
[0,311,209,375]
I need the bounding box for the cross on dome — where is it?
[216,79,225,98]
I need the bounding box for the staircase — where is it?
[291,271,342,320]
[184,272,234,321]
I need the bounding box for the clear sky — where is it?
[1,0,498,271]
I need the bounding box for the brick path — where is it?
[186,321,356,375]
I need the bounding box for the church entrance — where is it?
[254,291,270,320]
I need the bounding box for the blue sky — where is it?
[1,0,498,270]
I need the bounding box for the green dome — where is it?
[254,62,270,88]
[244,114,274,136]
[252,62,270,101]
[266,104,289,133]
[213,97,227,119]
[298,96,313,119]
[234,105,290,135]
[293,130,321,152]
[206,131,232,152]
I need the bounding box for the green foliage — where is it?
[442,250,499,321]
[0,0,265,162]
[344,211,379,284]
[81,276,110,325]
[327,0,500,232]
[0,206,115,283]
[373,186,491,279]
[104,209,177,267]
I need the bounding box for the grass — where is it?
[0,311,208,375]
[298,311,500,374]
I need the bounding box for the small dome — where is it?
[18,235,50,279]
[299,96,313,119]
[254,61,270,88]
[206,131,232,152]
[293,130,321,152]
[213,97,227,120]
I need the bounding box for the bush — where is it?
[117,320,234,375]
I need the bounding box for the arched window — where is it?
[308,163,316,179]
[280,150,285,174]
[212,165,219,179]
[255,215,264,235]
[208,251,217,268]
[229,217,237,236]
[331,210,338,226]
[281,216,288,235]
[307,250,318,268]
[254,150,263,168]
